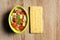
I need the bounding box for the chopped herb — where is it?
[16,14,20,24]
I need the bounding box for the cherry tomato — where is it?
[12,22,17,28]
[19,25,24,30]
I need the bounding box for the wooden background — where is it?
[0,0,60,40]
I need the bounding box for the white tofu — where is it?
[24,15,26,21]
[23,22,25,26]
[13,13,16,15]
[20,14,23,19]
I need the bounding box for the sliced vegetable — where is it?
[12,22,17,28]
[19,25,24,30]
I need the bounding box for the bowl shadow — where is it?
[2,10,14,34]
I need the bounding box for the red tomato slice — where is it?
[19,25,24,30]
[12,22,17,28]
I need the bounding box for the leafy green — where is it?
[16,14,20,24]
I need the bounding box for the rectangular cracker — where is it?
[30,6,43,33]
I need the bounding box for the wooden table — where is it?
[0,0,60,40]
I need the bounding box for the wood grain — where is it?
[0,0,59,40]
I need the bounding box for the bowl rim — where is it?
[8,5,29,34]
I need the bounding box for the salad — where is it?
[10,7,27,31]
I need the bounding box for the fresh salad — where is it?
[10,8,27,31]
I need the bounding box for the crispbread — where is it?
[30,6,43,33]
